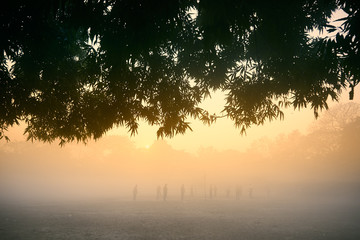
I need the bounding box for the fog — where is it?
[1,103,360,203]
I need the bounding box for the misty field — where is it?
[1,195,360,240]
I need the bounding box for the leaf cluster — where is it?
[0,0,358,144]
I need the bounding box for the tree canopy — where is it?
[1,0,359,144]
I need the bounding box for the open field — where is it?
[1,195,360,240]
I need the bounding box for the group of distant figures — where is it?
[132,184,169,201]
[157,184,168,201]
[132,184,258,201]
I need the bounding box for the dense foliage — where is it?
[1,0,359,144]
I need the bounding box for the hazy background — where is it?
[1,90,360,203]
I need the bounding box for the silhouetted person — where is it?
[156,185,162,200]
[133,184,138,201]
[236,185,242,200]
[181,184,185,201]
[163,184,168,201]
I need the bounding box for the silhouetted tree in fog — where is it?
[307,103,360,156]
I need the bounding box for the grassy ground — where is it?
[1,196,360,240]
